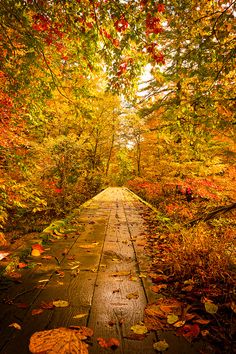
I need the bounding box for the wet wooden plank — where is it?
[0,187,201,354]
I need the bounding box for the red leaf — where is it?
[177,324,200,342]
[32,244,44,253]
[18,262,28,269]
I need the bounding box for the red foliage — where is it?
[146,14,163,35]
[157,4,165,13]
[114,16,129,32]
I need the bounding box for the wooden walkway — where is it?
[0,187,199,353]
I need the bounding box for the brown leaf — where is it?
[97,337,120,349]
[29,327,89,354]
[15,303,29,309]
[40,301,54,310]
[126,292,139,300]
[194,319,210,325]
[149,273,168,282]
[32,309,44,316]
[181,285,193,292]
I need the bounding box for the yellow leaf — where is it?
[53,300,69,308]
[204,301,218,314]
[131,324,148,334]
[31,249,41,257]
[167,314,178,324]
[153,340,169,352]
[9,323,21,330]
[73,314,88,319]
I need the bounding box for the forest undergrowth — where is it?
[127,178,236,353]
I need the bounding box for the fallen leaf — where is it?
[150,284,167,293]
[32,244,44,253]
[15,303,29,309]
[32,309,44,316]
[139,273,147,278]
[194,319,210,325]
[53,300,69,308]
[18,262,28,269]
[0,251,10,261]
[73,314,88,319]
[56,270,65,277]
[29,327,89,353]
[97,337,120,349]
[149,273,168,282]
[173,320,185,328]
[111,271,130,277]
[31,249,41,257]
[41,255,53,260]
[126,292,139,300]
[204,301,218,314]
[177,324,200,342]
[9,323,21,330]
[167,314,178,324]
[181,285,193,292]
[79,242,99,249]
[230,302,236,314]
[62,248,69,255]
[201,330,210,337]
[153,340,169,352]
[131,324,148,335]
[41,301,54,309]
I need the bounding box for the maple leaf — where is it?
[29,328,89,353]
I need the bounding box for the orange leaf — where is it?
[32,244,44,253]
[97,337,120,349]
[150,284,167,293]
[29,328,89,353]
[32,309,44,316]
[18,262,28,269]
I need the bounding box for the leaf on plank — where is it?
[9,323,21,330]
[153,340,169,352]
[32,309,44,316]
[29,327,89,354]
[131,324,148,335]
[126,292,139,300]
[73,314,88,319]
[53,300,69,308]
[97,337,120,349]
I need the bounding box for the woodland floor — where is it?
[0,187,234,354]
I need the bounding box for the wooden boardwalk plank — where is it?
[0,187,201,353]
